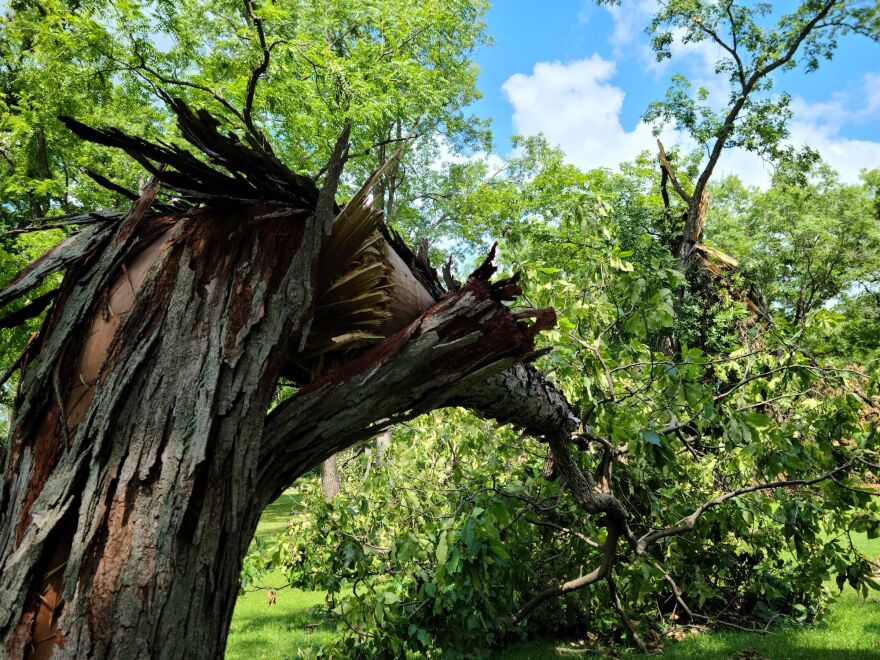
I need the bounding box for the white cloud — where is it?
[783,73,880,181]
[577,0,595,26]
[786,123,880,183]
[502,56,880,187]
[502,55,691,174]
[605,0,657,54]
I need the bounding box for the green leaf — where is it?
[643,430,662,446]
[436,534,448,565]
[489,541,509,561]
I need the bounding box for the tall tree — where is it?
[627,0,880,269]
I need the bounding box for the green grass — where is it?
[228,495,880,658]
[226,579,332,659]
[226,492,334,659]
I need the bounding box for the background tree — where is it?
[709,158,880,328]
[629,0,880,269]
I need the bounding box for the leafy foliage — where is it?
[708,159,880,333]
[244,157,880,655]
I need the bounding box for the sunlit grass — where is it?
[226,491,333,660]
[226,575,332,660]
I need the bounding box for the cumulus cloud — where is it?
[501,55,675,172]
[780,74,880,181]
[502,55,880,186]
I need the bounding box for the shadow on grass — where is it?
[254,491,297,540]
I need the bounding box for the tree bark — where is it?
[373,428,391,464]
[1,197,327,658]
[320,456,341,500]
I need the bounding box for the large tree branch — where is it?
[449,361,579,442]
[257,267,552,507]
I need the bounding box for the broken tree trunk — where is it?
[320,456,342,500]
[0,102,580,658]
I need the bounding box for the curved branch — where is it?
[242,0,271,142]
[636,457,858,553]
[657,140,692,205]
[258,267,548,508]
[512,527,619,624]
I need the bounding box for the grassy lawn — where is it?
[228,494,880,658]
[227,491,334,659]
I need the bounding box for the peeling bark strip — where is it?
[0,99,581,658]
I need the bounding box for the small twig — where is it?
[525,518,601,548]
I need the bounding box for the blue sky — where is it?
[466,1,880,185]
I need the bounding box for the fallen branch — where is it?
[636,457,858,553]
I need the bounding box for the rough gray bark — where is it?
[451,362,580,442]
[1,197,325,658]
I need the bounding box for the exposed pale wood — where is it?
[694,243,740,269]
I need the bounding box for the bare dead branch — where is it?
[646,557,693,622]
[242,0,271,144]
[656,140,692,205]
